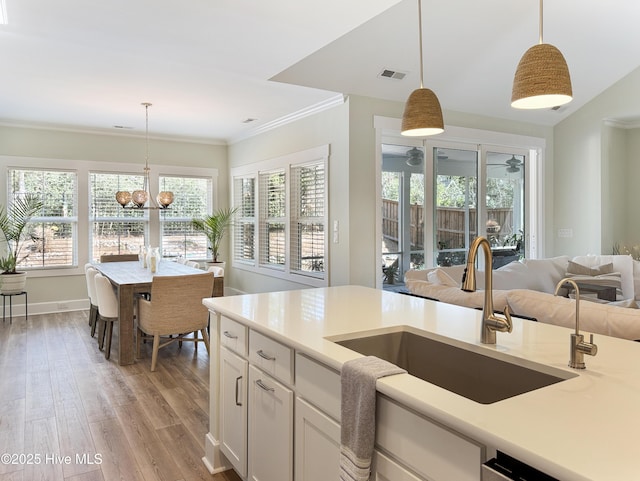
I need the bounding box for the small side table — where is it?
[1,291,28,324]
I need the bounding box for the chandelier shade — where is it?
[115,102,174,209]
[400,0,444,137]
[511,0,572,110]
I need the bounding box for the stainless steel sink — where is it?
[329,328,577,404]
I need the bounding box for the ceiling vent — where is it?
[378,69,407,80]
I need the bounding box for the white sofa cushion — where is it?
[427,268,458,287]
[519,255,570,293]
[506,289,640,341]
[406,279,509,311]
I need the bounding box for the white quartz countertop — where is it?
[203,285,640,481]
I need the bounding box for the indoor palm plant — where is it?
[192,207,238,266]
[0,194,43,294]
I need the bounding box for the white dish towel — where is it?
[339,356,406,481]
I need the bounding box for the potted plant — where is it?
[192,207,238,269]
[0,194,43,294]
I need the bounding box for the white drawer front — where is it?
[295,352,341,422]
[372,450,422,481]
[249,330,293,385]
[376,395,483,481]
[220,316,248,357]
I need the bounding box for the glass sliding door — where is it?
[433,146,478,267]
[381,143,425,289]
[485,150,526,268]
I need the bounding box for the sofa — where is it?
[404,255,640,341]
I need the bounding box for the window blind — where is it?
[290,162,325,276]
[233,176,256,263]
[259,170,286,268]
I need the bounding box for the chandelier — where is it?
[115,102,174,209]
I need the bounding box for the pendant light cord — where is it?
[417,0,424,89]
[142,102,151,193]
[538,0,543,45]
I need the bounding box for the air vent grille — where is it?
[378,69,407,80]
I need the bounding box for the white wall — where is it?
[554,65,640,256]
[0,125,227,314]
[227,99,350,293]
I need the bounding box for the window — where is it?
[291,162,325,276]
[159,175,211,259]
[259,170,286,269]
[231,145,329,286]
[1,157,217,277]
[233,176,256,264]
[9,168,77,269]
[89,172,147,262]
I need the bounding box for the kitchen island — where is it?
[203,285,640,481]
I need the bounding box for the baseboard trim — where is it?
[4,298,89,317]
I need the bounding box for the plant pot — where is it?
[0,272,27,294]
[206,261,226,271]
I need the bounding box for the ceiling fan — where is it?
[405,147,423,166]
[505,155,522,173]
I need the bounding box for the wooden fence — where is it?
[382,199,514,250]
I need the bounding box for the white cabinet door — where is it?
[294,397,341,481]
[220,347,248,478]
[372,450,424,481]
[248,365,293,481]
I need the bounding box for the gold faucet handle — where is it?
[487,305,513,333]
[503,304,513,333]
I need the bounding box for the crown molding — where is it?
[228,94,346,145]
[603,117,640,129]
[0,120,227,146]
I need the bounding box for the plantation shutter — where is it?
[290,161,325,277]
[233,176,256,264]
[259,170,286,269]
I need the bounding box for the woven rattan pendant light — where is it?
[511,0,572,109]
[401,0,444,136]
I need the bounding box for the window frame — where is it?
[231,145,329,287]
[7,167,78,271]
[0,155,218,278]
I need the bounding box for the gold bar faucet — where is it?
[461,237,513,344]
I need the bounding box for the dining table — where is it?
[93,260,206,365]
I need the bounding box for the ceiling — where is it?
[2,0,640,144]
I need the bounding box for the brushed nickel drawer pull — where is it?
[255,379,275,392]
[223,331,238,339]
[257,349,276,361]
[235,376,243,406]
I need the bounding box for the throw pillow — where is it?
[567,260,614,276]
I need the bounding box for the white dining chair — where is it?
[94,272,119,360]
[207,265,224,277]
[85,265,99,336]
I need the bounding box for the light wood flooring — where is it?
[0,309,241,481]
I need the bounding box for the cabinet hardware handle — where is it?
[235,376,243,406]
[255,379,275,392]
[223,331,238,339]
[257,349,276,361]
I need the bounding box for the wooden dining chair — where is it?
[94,272,119,360]
[100,254,139,262]
[135,272,214,371]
